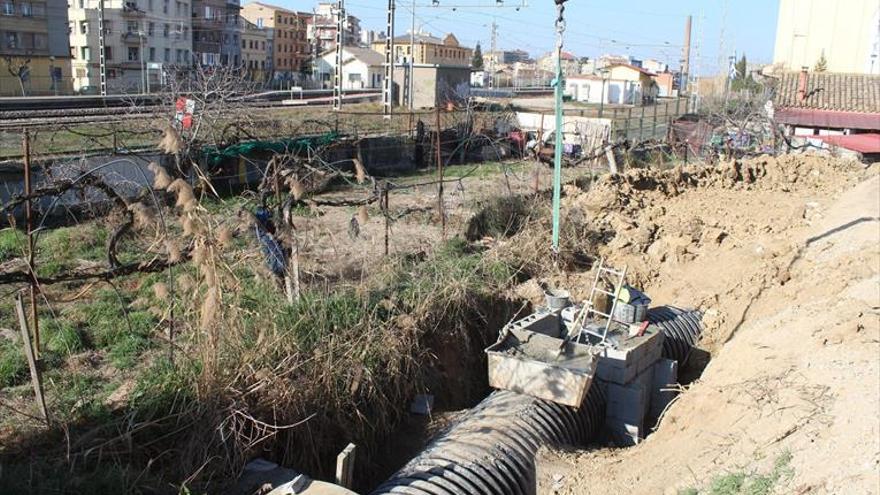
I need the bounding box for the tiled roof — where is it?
[774,71,880,113]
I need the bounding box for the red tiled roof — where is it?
[814,133,880,154]
[775,72,880,113]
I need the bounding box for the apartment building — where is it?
[192,0,240,66]
[306,2,360,53]
[240,17,266,81]
[0,0,72,95]
[241,2,307,81]
[371,32,472,68]
[67,0,191,93]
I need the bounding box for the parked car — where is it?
[77,85,99,95]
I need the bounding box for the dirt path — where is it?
[536,163,880,494]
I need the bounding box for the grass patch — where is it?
[680,451,794,495]
[0,228,26,262]
[0,340,28,388]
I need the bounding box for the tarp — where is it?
[202,132,340,168]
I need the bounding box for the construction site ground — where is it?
[527,156,880,494]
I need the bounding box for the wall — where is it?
[774,0,880,74]
[0,57,72,96]
[392,65,470,108]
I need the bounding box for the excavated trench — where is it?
[370,307,704,495]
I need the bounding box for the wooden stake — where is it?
[15,293,48,424]
[383,188,390,256]
[435,106,445,238]
[335,443,357,489]
[22,129,39,359]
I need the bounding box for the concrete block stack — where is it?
[592,327,666,446]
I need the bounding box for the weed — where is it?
[0,228,26,262]
[465,195,535,241]
[129,357,197,418]
[44,320,86,355]
[680,451,794,495]
[0,340,28,387]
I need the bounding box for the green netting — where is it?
[202,132,340,168]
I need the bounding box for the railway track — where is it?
[0,90,380,128]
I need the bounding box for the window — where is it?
[175,49,182,62]
[162,0,167,13]
[78,0,84,7]
[204,5,212,18]
[2,0,15,14]
[149,47,155,61]
[4,32,18,49]
[127,46,139,61]
[256,17,262,28]
[103,20,112,34]
[126,20,138,33]
[80,46,90,59]
[174,0,180,15]
[183,27,188,39]
[105,46,112,59]
[80,20,88,34]
[147,0,152,9]
[164,47,170,61]
[163,23,169,37]
[20,2,32,16]
[241,39,245,48]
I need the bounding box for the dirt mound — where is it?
[533,158,880,494]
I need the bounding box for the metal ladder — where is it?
[583,258,628,344]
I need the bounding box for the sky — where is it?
[277,0,781,76]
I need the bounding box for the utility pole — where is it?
[98,0,107,95]
[382,0,395,117]
[408,0,415,109]
[333,0,345,110]
[681,15,692,96]
[488,19,497,89]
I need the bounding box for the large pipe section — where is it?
[373,307,703,495]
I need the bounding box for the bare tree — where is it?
[3,55,31,96]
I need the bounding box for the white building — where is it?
[316,45,384,89]
[566,64,658,105]
[68,0,192,92]
[774,0,880,74]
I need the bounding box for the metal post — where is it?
[333,0,345,110]
[435,106,445,237]
[98,0,107,95]
[408,0,415,109]
[22,130,39,358]
[382,0,395,117]
[551,1,567,253]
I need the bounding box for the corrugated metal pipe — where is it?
[372,307,703,495]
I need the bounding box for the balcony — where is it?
[122,3,146,16]
[121,31,146,43]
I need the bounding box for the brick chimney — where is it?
[797,67,808,102]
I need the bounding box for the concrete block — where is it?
[595,328,664,384]
[648,359,679,424]
[511,310,562,338]
[605,366,654,425]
